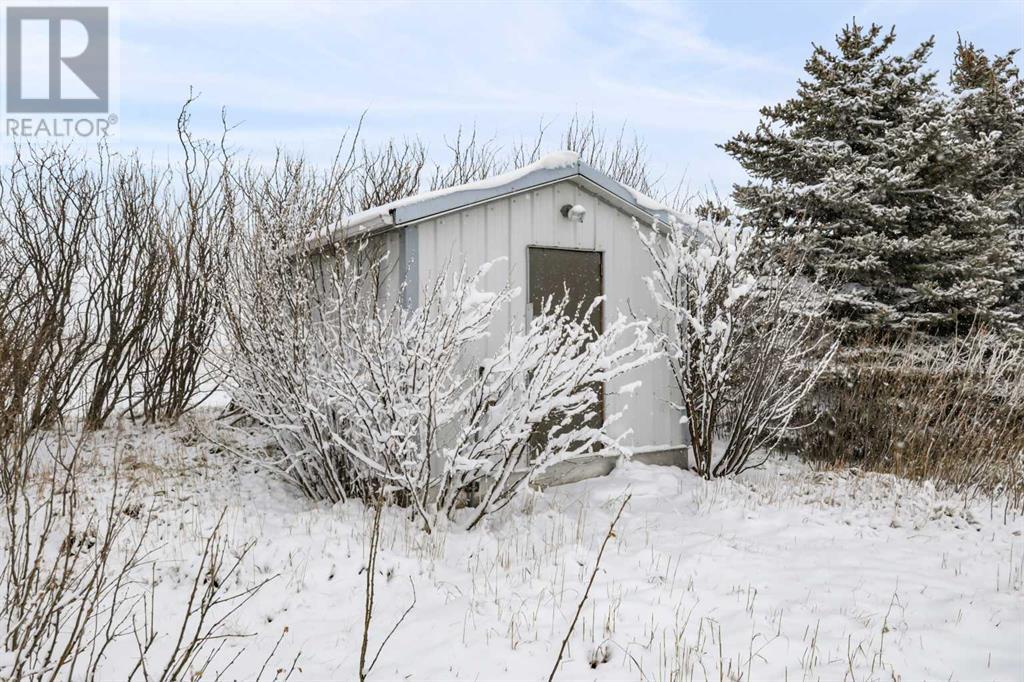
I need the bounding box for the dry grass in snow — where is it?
[17,416,1023,681]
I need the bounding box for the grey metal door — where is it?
[528,247,605,448]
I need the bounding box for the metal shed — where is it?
[310,151,690,485]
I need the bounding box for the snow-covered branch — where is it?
[637,216,839,478]
[220,238,658,531]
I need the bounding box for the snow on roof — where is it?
[307,151,691,248]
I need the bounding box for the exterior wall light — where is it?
[560,203,587,223]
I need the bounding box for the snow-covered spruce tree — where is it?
[950,39,1024,320]
[722,22,1016,334]
[220,235,657,532]
[637,216,838,479]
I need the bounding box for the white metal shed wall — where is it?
[408,179,684,453]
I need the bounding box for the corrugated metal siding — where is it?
[310,231,404,322]
[412,179,684,451]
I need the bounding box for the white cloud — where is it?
[613,0,793,75]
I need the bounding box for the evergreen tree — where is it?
[949,39,1024,318]
[722,22,1016,334]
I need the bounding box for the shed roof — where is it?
[307,151,690,249]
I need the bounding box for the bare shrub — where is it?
[797,329,1024,506]
[1,102,237,431]
[129,511,279,681]
[562,113,659,196]
[0,111,672,436]
[638,216,839,478]
[239,146,358,242]
[0,424,149,679]
[138,99,234,423]
[341,115,673,210]
[217,237,373,503]
[83,157,168,430]
[220,235,657,530]
[429,127,506,190]
[0,146,100,431]
[350,138,427,211]
[0,424,283,679]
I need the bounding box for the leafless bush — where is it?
[1,100,238,432]
[0,423,284,679]
[128,511,279,681]
[562,113,659,196]
[215,144,366,494]
[0,121,282,678]
[797,330,1024,506]
[0,146,100,432]
[220,229,656,530]
[343,114,671,210]
[137,98,234,423]
[83,158,168,430]
[1,427,151,679]
[508,120,550,169]
[638,216,838,478]
[217,242,370,503]
[430,127,506,190]
[431,114,670,201]
[350,138,427,211]
[238,146,358,243]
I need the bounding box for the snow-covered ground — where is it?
[57,418,1024,680]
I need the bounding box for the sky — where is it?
[5,0,1024,195]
